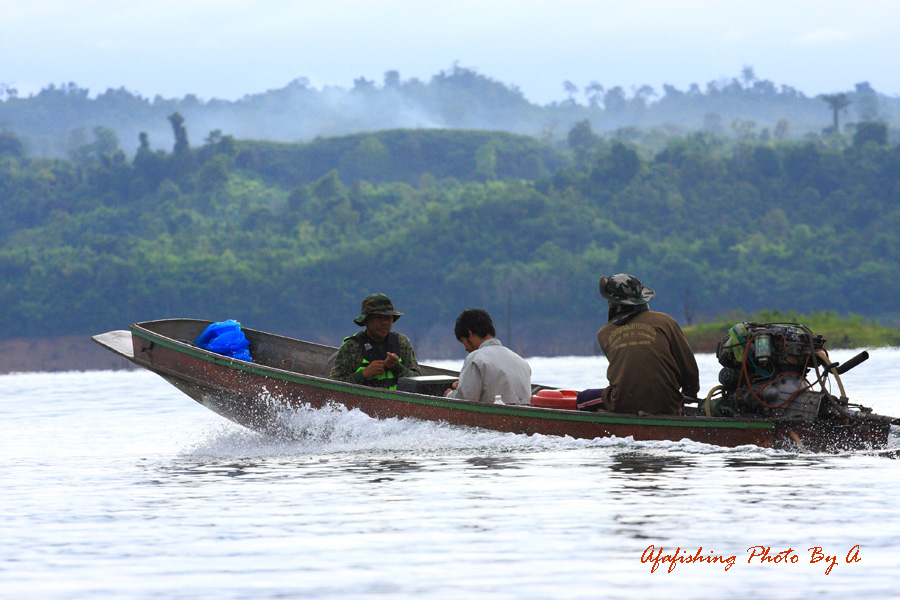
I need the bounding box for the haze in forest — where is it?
[4,0,898,105]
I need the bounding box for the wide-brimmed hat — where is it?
[598,274,655,306]
[354,293,403,326]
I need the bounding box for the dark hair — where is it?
[454,308,496,340]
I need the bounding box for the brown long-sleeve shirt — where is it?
[597,310,700,415]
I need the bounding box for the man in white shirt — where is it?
[444,308,532,405]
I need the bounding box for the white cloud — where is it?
[794,28,853,45]
[722,30,746,43]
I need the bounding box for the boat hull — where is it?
[93,319,892,452]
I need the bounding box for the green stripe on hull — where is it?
[133,328,775,432]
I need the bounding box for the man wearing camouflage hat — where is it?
[578,274,699,415]
[329,293,420,389]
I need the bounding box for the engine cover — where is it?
[746,373,823,419]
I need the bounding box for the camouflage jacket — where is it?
[329,331,420,386]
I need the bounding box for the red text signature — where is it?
[642,545,861,574]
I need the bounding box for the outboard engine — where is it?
[706,322,831,419]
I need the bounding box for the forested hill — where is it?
[1,122,899,358]
[2,66,898,158]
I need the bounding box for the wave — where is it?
[179,401,798,461]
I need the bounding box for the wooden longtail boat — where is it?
[92,319,896,452]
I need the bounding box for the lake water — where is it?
[2,350,899,599]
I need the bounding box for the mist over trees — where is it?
[2,108,899,356]
[3,65,899,355]
[2,66,898,158]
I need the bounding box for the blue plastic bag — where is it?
[195,319,253,362]
[195,319,240,346]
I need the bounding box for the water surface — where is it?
[2,351,899,599]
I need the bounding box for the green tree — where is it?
[0,130,24,157]
[603,87,627,114]
[854,81,880,121]
[339,136,391,182]
[593,141,640,188]
[474,143,497,180]
[168,112,190,154]
[820,93,851,133]
[774,120,790,140]
[67,126,120,165]
[584,81,604,107]
[853,122,887,147]
[198,155,229,195]
[567,119,597,166]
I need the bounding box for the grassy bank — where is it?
[683,310,900,353]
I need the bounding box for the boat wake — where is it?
[179,401,815,460]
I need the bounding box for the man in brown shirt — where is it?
[591,274,700,415]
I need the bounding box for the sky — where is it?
[3,0,899,105]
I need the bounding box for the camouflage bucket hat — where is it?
[354,293,403,326]
[598,274,655,306]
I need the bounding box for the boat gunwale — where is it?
[129,319,777,431]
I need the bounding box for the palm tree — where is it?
[820,93,851,133]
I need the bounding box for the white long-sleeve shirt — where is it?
[447,338,532,405]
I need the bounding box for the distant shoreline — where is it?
[682,311,900,354]
[8,313,894,375]
[0,336,137,374]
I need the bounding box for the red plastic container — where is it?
[530,389,578,410]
